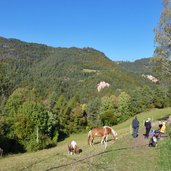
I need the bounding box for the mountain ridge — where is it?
[0,36,155,102]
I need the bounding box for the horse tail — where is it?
[88,130,92,145]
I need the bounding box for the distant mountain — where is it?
[117,58,154,75]
[0,36,156,102]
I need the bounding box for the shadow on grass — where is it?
[93,138,114,145]
[45,143,148,171]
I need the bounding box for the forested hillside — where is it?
[0,37,154,101]
[0,36,170,154]
[118,58,154,75]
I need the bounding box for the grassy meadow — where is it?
[0,107,171,171]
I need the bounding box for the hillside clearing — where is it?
[0,108,170,171]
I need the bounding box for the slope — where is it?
[0,36,155,102]
[0,108,170,171]
[118,58,154,75]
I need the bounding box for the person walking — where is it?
[144,118,152,139]
[132,116,139,138]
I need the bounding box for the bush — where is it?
[25,134,56,152]
[26,139,41,152]
[100,111,118,126]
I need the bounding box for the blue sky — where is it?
[0,0,163,61]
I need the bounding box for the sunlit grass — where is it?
[0,108,170,171]
[82,69,97,73]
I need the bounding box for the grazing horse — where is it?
[68,141,80,155]
[88,126,118,148]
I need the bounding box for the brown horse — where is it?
[88,126,118,148]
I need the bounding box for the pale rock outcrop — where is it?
[97,81,110,92]
[142,74,159,83]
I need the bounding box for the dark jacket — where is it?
[144,121,151,129]
[132,117,139,128]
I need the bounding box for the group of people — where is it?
[131,116,166,140]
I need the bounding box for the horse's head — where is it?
[75,146,80,154]
[103,126,118,140]
[111,128,118,140]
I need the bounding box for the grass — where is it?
[82,69,97,73]
[158,125,171,171]
[0,107,170,171]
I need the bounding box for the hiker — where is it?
[159,121,166,135]
[149,130,158,147]
[158,121,163,130]
[144,118,152,139]
[132,116,139,138]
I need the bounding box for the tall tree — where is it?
[118,92,131,122]
[153,0,171,96]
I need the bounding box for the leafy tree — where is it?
[14,102,35,142]
[153,0,171,97]
[100,111,118,126]
[153,87,169,108]
[118,92,131,122]
[52,95,68,136]
[0,62,12,97]
[47,111,59,141]
[0,115,5,136]
[69,105,84,132]
[99,95,119,125]
[86,97,101,127]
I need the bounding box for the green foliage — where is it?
[117,92,132,122]
[99,95,118,125]
[0,36,171,154]
[0,62,12,97]
[4,88,55,151]
[0,115,5,135]
[0,37,157,104]
[158,125,171,170]
[153,0,171,98]
[118,58,154,75]
[86,97,101,127]
[100,111,117,126]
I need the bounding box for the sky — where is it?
[0,0,163,61]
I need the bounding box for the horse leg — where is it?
[101,135,106,144]
[101,138,104,144]
[89,137,92,146]
[104,140,107,149]
[105,135,108,142]
[91,137,94,146]
[102,135,107,148]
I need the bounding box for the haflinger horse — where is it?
[68,140,80,155]
[88,126,118,148]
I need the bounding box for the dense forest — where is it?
[118,58,154,74]
[0,35,170,154]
